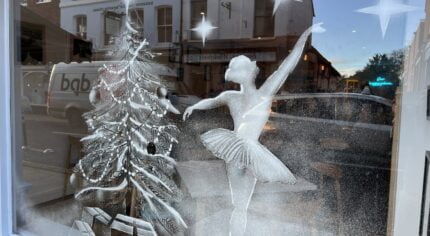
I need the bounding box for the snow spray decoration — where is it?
[273,0,303,15]
[356,0,417,38]
[183,23,325,236]
[191,14,217,47]
[72,0,186,232]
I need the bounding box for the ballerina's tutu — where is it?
[201,128,297,183]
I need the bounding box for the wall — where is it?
[25,0,60,26]
[393,9,430,235]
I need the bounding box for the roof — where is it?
[308,46,341,77]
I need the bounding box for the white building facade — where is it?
[60,0,181,53]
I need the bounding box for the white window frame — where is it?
[0,0,15,234]
[35,0,52,4]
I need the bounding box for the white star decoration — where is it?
[273,0,303,15]
[356,0,417,38]
[191,15,217,47]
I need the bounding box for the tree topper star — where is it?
[356,0,417,38]
[273,0,303,15]
[191,15,217,47]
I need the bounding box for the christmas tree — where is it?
[71,0,186,234]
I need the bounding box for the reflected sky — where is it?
[312,0,425,76]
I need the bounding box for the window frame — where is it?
[427,86,430,120]
[103,11,122,46]
[0,0,16,235]
[75,15,87,40]
[129,8,144,34]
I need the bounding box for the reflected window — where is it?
[129,8,144,33]
[157,6,173,43]
[75,15,87,39]
[254,0,274,38]
[104,11,122,45]
[190,0,207,40]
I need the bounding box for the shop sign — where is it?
[185,52,276,63]
[93,2,153,12]
[369,76,393,87]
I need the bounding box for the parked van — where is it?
[47,62,101,125]
[47,61,183,125]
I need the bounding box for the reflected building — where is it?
[179,0,341,97]
[59,0,181,61]
[58,0,340,97]
[20,2,92,106]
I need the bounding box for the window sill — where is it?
[35,1,52,4]
[154,42,173,49]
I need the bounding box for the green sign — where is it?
[369,77,393,87]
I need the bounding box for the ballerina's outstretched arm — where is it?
[183,91,233,121]
[259,23,325,96]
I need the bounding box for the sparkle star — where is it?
[273,0,303,15]
[191,15,217,47]
[356,0,417,38]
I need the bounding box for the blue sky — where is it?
[312,0,426,76]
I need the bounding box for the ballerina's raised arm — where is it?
[259,23,325,97]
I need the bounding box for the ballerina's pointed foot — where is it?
[312,22,326,33]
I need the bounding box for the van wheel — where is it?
[66,108,83,127]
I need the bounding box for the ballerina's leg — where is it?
[226,162,257,236]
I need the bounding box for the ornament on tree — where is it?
[147,142,156,155]
[156,87,180,114]
[71,0,186,234]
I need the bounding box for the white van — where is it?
[47,61,182,124]
[47,62,102,125]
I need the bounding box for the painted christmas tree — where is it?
[71,1,186,234]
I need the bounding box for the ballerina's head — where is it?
[225,55,260,85]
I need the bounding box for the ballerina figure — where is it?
[183,23,325,236]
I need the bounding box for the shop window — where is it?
[190,0,207,40]
[157,6,173,43]
[129,8,144,33]
[75,15,87,39]
[254,0,274,38]
[104,11,122,45]
[21,23,44,64]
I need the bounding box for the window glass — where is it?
[76,15,87,39]
[104,11,122,45]
[129,9,144,33]
[190,0,207,40]
[11,0,427,235]
[254,0,274,37]
[157,7,172,43]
